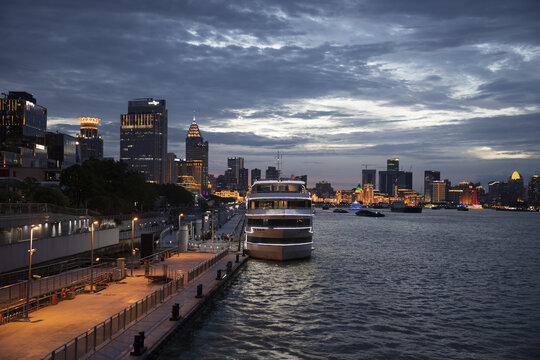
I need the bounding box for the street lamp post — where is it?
[24,225,39,321]
[178,213,183,254]
[211,210,215,252]
[90,220,99,293]
[131,217,138,277]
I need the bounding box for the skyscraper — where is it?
[0,91,47,149]
[424,170,441,203]
[251,168,261,184]
[238,168,249,192]
[185,114,209,194]
[528,174,540,202]
[120,98,167,183]
[227,157,244,184]
[387,158,399,172]
[362,169,376,188]
[265,166,280,180]
[77,117,103,162]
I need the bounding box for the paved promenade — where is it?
[0,252,216,359]
[90,253,246,359]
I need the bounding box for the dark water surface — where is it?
[158,209,540,359]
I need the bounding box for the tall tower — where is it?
[77,117,103,162]
[424,170,440,203]
[185,113,209,194]
[120,98,167,183]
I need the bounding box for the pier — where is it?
[0,213,248,359]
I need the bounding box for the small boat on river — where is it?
[333,209,348,213]
[356,209,385,217]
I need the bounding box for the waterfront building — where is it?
[46,132,78,169]
[362,169,376,188]
[185,114,209,194]
[501,171,525,204]
[424,170,441,203]
[430,180,447,203]
[448,189,462,204]
[528,174,540,202]
[315,181,334,198]
[77,117,103,162]
[265,166,280,180]
[379,170,412,196]
[120,98,167,183]
[251,168,261,184]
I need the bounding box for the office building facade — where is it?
[424,170,441,203]
[362,169,376,188]
[120,98,167,183]
[251,168,261,184]
[46,132,78,169]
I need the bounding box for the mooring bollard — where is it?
[216,269,222,280]
[242,249,247,257]
[236,254,239,263]
[196,283,203,298]
[170,303,180,321]
[130,331,147,356]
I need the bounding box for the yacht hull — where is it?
[247,241,312,261]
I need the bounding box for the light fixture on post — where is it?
[131,217,138,277]
[178,213,183,254]
[90,220,99,293]
[24,225,40,321]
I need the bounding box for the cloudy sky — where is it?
[2,1,539,190]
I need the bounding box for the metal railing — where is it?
[186,249,228,283]
[0,263,114,324]
[42,276,185,360]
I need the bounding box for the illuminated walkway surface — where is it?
[0,252,215,359]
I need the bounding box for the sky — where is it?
[1,0,540,191]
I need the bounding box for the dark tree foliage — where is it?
[155,183,194,206]
[32,186,70,207]
[60,159,157,215]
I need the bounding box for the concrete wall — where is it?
[0,228,119,273]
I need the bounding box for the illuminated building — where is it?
[430,180,447,203]
[448,189,462,203]
[120,98,167,183]
[185,114,209,194]
[177,159,202,193]
[501,171,525,204]
[363,184,374,204]
[77,117,103,162]
[0,91,47,149]
[362,169,376,188]
[528,174,540,202]
[424,170,440,203]
[214,190,243,202]
[251,168,261,184]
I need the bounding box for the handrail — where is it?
[41,249,229,360]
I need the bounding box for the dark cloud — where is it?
[1,0,539,189]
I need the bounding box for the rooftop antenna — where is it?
[276,151,282,177]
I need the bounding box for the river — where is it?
[157,208,540,359]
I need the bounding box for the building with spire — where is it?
[77,117,103,162]
[120,98,167,184]
[185,113,209,194]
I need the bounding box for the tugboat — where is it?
[457,205,469,211]
[333,208,348,213]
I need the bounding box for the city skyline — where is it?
[1,1,539,189]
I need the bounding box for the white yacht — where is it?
[245,180,313,261]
